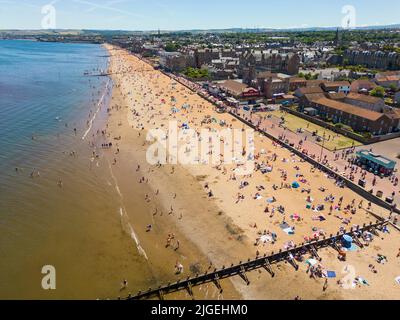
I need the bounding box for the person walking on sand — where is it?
[120,279,128,291]
[175,261,183,275]
[323,279,328,291]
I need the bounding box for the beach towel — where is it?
[280,222,290,230]
[356,277,370,286]
[327,271,337,278]
[260,235,272,243]
[283,227,295,235]
[312,216,326,221]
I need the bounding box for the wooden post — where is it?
[263,258,275,277]
[239,266,250,285]
[213,274,223,293]
[186,282,194,300]
[287,253,299,271]
[310,245,321,261]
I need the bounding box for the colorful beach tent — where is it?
[306,259,318,267]
[342,235,353,249]
[292,182,300,189]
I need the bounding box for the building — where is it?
[394,91,400,104]
[306,80,325,88]
[159,51,195,72]
[344,50,400,70]
[295,86,325,108]
[239,50,300,77]
[321,81,351,94]
[343,93,386,112]
[350,79,377,93]
[252,72,291,99]
[217,80,260,101]
[355,150,397,176]
[311,97,400,135]
[375,71,400,90]
[289,77,307,91]
[195,49,220,68]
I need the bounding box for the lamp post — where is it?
[320,132,326,162]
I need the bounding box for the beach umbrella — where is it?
[292,182,300,189]
[342,235,353,249]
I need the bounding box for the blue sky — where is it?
[0,0,399,30]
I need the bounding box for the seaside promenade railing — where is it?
[124,220,388,300]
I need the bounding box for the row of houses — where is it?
[310,97,400,135]
[208,76,400,136]
[344,50,400,70]
[295,84,400,136]
[158,48,301,79]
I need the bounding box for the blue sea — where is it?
[0,40,152,299]
[0,40,109,174]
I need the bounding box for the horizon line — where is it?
[2,23,400,33]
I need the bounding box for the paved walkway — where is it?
[237,109,400,209]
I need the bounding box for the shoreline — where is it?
[101,57,244,299]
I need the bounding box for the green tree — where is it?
[389,84,398,92]
[183,67,210,79]
[165,42,180,52]
[370,86,386,98]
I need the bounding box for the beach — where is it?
[101,44,400,300]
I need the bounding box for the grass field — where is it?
[270,110,363,151]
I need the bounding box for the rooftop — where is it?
[218,80,249,96]
[314,97,386,121]
[322,81,351,88]
[356,150,397,170]
[346,93,384,105]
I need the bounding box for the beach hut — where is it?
[355,150,397,177]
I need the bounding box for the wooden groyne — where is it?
[124,220,388,301]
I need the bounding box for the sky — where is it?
[0,0,399,31]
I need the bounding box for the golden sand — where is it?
[102,44,400,300]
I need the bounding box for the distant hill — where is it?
[1,24,400,36]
